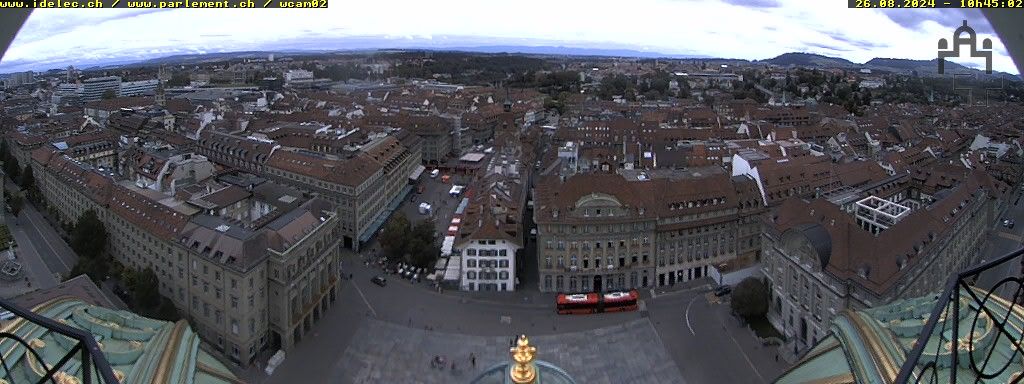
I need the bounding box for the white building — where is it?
[5,71,34,88]
[455,219,520,292]
[120,79,159,97]
[284,70,314,83]
[81,76,122,102]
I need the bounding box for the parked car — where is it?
[0,310,14,321]
[410,194,418,202]
[714,285,732,297]
[371,276,387,287]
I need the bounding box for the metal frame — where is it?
[895,247,1024,384]
[0,299,119,384]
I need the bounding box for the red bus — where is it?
[556,289,640,315]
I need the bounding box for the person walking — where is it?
[470,353,476,368]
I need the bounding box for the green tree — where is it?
[69,210,109,282]
[101,89,117,100]
[7,192,22,217]
[132,268,161,309]
[71,210,107,260]
[3,154,19,183]
[19,165,34,197]
[165,72,191,87]
[730,277,770,319]
[379,213,411,260]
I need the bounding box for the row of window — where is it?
[465,271,510,280]
[465,248,507,256]
[466,259,509,268]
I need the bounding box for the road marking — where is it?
[352,282,377,318]
[25,209,70,271]
[721,314,767,383]
[685,296,697,335]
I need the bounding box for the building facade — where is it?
[81,76,122,102]
[534,171,764,293]
[762,169,999,355]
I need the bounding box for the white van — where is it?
[430,169,440,178]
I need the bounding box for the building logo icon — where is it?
[937,20,993,74]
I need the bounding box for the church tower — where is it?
[155,65,167,108]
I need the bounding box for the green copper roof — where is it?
[775,287,1024,384]
[0,297,242,384]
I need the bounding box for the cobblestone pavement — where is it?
[332,317,685,384]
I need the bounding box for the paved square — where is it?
[332,318,685,384]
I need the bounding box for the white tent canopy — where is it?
[441,236,456,257]
[443,256,461,282]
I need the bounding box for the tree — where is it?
[379,213,411,260]
[101,89,116,100]
[71,210,107,260]
[69,210,109,282]
[19,165,34,194]
[406,219,439,268]
[3,154,19,183]
[730,277,770,319]
[406,237,435,268]
[165,72,190,87]
[7,192,22,218]
[131,268,161,309]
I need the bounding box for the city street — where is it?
[3,212,57,292]
[256,253,786,384]
[2,182,78,278]
[976,196,1024,295]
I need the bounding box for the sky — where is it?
[0,1,1018,74]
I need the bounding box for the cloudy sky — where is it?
[0,0,1018,74]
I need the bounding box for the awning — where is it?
[443,256,461,281]
[359,185,413,243]
[441,236,456,257]
[409,165,426,180]
[455,198,470,215]
[434,256,449,270]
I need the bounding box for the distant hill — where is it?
[439,45,708,59]
[763,52,858,68]
[17,46,1017,82]
[761,52,1020,81]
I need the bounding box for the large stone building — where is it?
[454,150,529,292]
[534,168,764,293]
[28,145,343,367]
[762,168,1000,355]
[264,133,422,250]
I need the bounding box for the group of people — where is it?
[431,353,476,372]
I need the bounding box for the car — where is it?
[410,194,418,202]
[714,285,732,297]
[0,310,14,321]
[371,276,387,287]
[1004,219,1015,228]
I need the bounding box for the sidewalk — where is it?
[350,257,555,309]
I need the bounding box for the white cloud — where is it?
[0,0,1017,74]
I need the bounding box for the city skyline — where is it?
[0,2,1018,74]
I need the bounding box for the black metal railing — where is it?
[0,298,119,384]
[895,247,1024,384]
